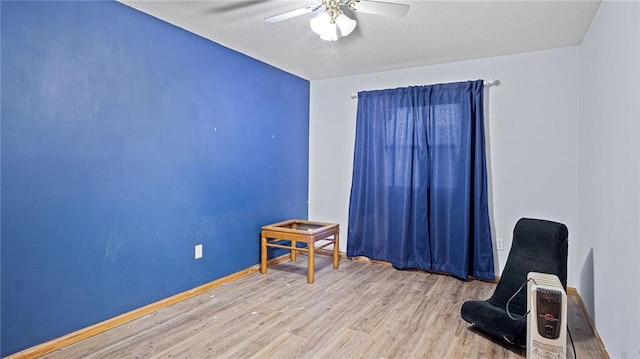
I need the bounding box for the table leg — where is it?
[260,233,267,274]
[291,240,297,261]
[291,222,298,262]
[333,231,340,269]
[307,241,315,284]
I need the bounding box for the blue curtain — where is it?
[347,80,494,280]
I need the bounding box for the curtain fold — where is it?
[347,80,494,280]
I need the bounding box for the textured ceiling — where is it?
[118,0,600,80]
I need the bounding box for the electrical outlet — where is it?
[195,244,203,259]
[496,238,504,251]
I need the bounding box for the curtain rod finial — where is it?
[484,79,500,87]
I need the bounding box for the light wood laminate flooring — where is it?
[43,255,606,358]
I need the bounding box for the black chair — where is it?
[460,218,568,347]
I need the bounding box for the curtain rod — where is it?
[350,79,500,99]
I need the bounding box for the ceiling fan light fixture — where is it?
[310,6,355,41]
[335,13,356,37]
[311,11,340,41]
[310,11,332,36]
[319,22,339,41]
[266,0,409,42]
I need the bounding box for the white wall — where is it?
[578,1,640,358]
[309,47,580,282]
[310,3,640,356]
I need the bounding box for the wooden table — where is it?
[260,219,340,284]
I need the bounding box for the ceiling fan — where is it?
[265,0,410,42]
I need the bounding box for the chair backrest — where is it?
[487,218,568,316]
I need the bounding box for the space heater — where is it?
[526,272,567,359]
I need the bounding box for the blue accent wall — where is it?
[1,1,309,355]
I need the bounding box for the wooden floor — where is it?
[42,255,606,358]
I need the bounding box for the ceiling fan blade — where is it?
[351,0,409,18]
[264,5,320,23]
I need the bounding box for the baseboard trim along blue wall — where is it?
[0,1,309,356]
